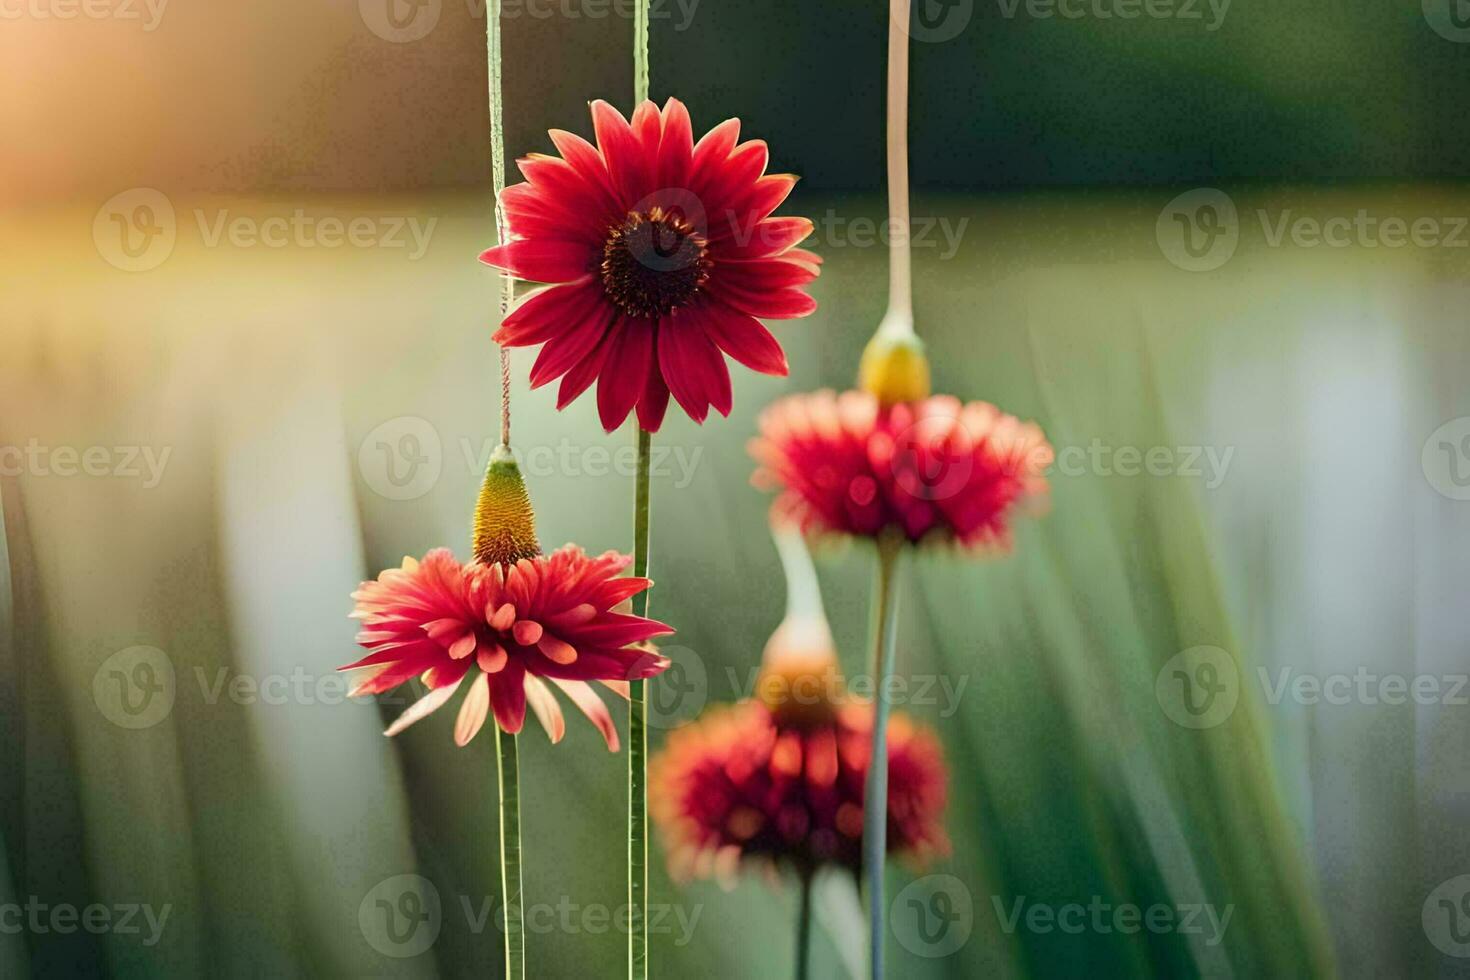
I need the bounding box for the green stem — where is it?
[495,727,524,979]
[633,0,649,104]
[863,538,903,980]
[796,870,814,980]
[628,426,652,980]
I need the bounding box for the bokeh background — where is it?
[3,1,1470,977]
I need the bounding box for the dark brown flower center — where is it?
[600,208,710,319]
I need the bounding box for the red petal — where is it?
[700,299,789,376]
[591,100,650,209]
[529,304,616,389]
[495,277,601,346]
[656,98,695,190]
[596,318,654,432]
[478,239,594,284]
[659,314,731,422]
[548,128,623,217]
[489,662,528,734]
[637,330,671,432]
[716,216,814,259]
[706,280,818,320]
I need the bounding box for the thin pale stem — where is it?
[796,870,814,980]
[863,539,903,980]
[633,0,649,104]
[487,0,514,446]
[628,426,653,980]
[886,0,914,331]
[496,727,524,979]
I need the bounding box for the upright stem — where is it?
[487,0,515,445]
[495,728,524,979]
[863,538,903,980]
[796,870,814,980]
[633,0,650,105]
[628,426,653,980]
[885,0,914,329]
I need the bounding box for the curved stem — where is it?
[863,538,903,980]
[628,426,653,980]
[495,728,524,979]
[885,0,914,331]
[796,870,814,980]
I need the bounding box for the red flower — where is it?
[750,390,1053,552]
[480,98,821,433]
[342,547,672,748]
[650,701,949,882]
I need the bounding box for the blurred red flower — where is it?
[749,390,1053,552]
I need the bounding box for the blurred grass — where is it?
[3,184,1469,977]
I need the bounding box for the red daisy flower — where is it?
[479,98,821,433]
[749,390,1053,552]
[342,547,672,749]
[650,630,949,882]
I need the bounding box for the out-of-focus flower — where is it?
[479,98,820,433]
[650,596,948,882]
[341,449,672,748]
[749,388,1052,552]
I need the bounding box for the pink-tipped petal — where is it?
[551,678,620,751]
[384,682,459,737]
[524,675,566,743]
[454,672,492,746]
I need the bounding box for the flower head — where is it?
[480,98,821,433]
[344,546,672,748]
[750,390,1053,552]
[650,618,948,882]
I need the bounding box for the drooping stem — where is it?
[796,869,814,980]
[487,0,515,446]
[884,0,915,334]
[628,426,653,980]
[496,727,524,979]
[863,537,903,980]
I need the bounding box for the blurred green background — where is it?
[3,2,1470,979]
